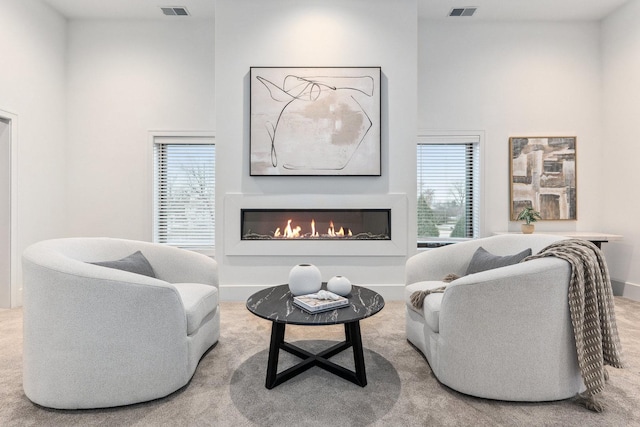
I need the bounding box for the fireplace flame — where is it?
[325,221,352,237]
[273,218,351,239]
[282,219,301,238]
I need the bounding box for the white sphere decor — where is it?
[327,275,352,296]
[288,264,322,296]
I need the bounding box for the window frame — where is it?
[150,131,216,256]
[416,130,484,247]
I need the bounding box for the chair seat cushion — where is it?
[174,283,219,335]
[405,281,445,333]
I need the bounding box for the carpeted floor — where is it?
[1,298,639,426]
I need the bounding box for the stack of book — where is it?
[293,292,350,313]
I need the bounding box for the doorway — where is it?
[0,117,10,308]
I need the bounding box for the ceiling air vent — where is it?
[161,7,190,16]
[449,7,477,17]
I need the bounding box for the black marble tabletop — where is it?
[246,284,385,326]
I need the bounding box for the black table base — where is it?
[265,321,367,389]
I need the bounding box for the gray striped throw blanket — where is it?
[524,238,625,411]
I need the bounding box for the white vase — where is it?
[288,264,322,296]
[327,275,352,296]
[521,223,535,234]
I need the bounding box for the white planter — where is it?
[288,264,322,296]
[327,275,352,296]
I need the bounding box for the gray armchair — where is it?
[22,237,219,409]
[405,234,584,401]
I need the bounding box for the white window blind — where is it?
[153,140,215,250]
[417,135,480,241]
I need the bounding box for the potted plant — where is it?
[517,207,542,234]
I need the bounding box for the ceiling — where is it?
[40,0,216,19]
[418,0,631,21]
[40,0,631,21]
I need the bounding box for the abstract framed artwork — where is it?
[250,66,381,176]
[509,136,577,221]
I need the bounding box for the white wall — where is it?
[65,19,215,240]
[602,0,640,298]
[9,1,634,304]
[0,0,67,307]
[418,20,603,237]
[215,0,418,299]
[62,7,611,302]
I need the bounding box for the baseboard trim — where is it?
[220,283,405,302]
[612,280,640,302]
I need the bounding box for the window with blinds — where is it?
[417,135,480,242]
[153,139,215,250]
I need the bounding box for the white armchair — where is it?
[22,237,220,409]
[405,234,584,401]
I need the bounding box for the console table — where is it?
[493,231,622,249]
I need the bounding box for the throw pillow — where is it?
[465,246,531,275]
[90,251,156,278]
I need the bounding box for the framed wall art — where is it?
[250,66,381,176]
[509,136,577,220]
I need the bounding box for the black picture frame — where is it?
[250,66,382,176]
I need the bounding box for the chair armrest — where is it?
[405,234,570,286]
[22,237,218,288]
[22,257,188,341]
[439,257,571,345]
[22,259,191,406]
[140,244,218,287]
[433,257,582,401]
[405,243,480,284]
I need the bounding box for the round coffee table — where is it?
[246,284,385,389]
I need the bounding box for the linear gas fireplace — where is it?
[224,193,407,257]
[241,209,391,240]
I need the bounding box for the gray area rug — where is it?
[1,298,639,426]
[230,340,401,426]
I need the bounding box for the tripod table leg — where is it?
[265,322,286,389]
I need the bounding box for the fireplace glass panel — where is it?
[241,209,391,240]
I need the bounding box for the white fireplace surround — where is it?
[224,193,408,257]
